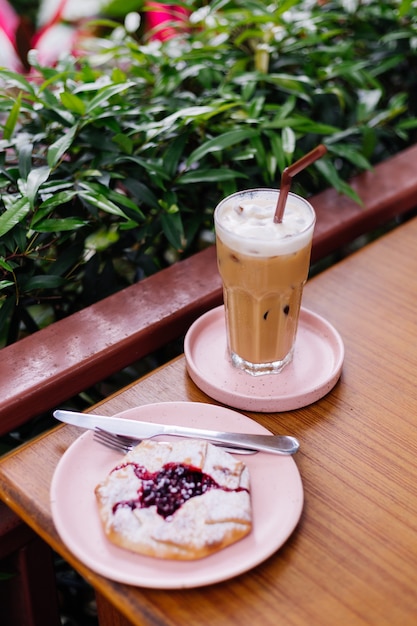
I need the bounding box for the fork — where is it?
[93,428,257,455]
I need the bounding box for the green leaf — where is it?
[3,91,22,140]
[49,241,84,276]
[60,91,86,115]
[0,258,14,272]
[0,197,31,237]
[115,155,171,186]
[281,127,296,157]
[177,169,248,184]
[36,190,79,213]
[122,179,159,210]
[314,160,362,205]
[276,96,297,120]
[328,145,372,171]
[0,295,16,337]
[186,129,259,165]
[112,133,133,154]
[0,70,35,94]
[160,211,185,251]
[76,181,145,218]
[85,82,135,114]
[163,134,188,178]
[397,118,417,130]
[264,131,286,174]
[32,218,88,232]
[21,275,66,291]
[18,142,33,180]
[85,227,119,251]
[103,0,144,17]
[79,188,130,219]
[264,116,339,134]
[107,190,145,219]
[47,125,78,168]
[249,133,268,173]
[263,73,313,99]
[357,89,382,115]
[398,0,413,17]
[25,166,51,208]
[145,106,216,139]
[334,180,363,206]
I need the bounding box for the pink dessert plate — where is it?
[50,401,303,589]
[184,306,344,412]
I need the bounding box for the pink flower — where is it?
[0,0,191,73]
[32,22,81,67]
[0,0,94,72]
[145,2,190,41]
[0,0,25,71]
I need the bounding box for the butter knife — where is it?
[53,409,299,455]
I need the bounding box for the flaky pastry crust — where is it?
[95,439,252,560]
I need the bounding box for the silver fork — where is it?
[93,428,257,455]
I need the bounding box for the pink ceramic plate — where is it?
[51,402,303,588]
[184,306,344,412]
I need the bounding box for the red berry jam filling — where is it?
[113,462,247,519]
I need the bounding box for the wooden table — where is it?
[2,216,417,626]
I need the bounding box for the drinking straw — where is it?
[274,144,328,223]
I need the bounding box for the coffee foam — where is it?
[215,190,315,256]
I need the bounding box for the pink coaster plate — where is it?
[184,306,344,412]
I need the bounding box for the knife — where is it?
[53,409,299,456]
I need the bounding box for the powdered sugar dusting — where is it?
[95,439,252,560]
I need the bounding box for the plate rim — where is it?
[50,401,304,588]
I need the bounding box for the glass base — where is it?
[231,348,294,376]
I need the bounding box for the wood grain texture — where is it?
[2,217,417,625]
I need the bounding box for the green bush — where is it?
[1,0,417,345]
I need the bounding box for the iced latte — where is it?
[214,189,315,375]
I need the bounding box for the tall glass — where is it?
[214,188,316,376]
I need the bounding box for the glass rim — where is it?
[214,188,316,240]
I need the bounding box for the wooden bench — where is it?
[1,142,417,625]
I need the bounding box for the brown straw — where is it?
[274,144,328,223]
